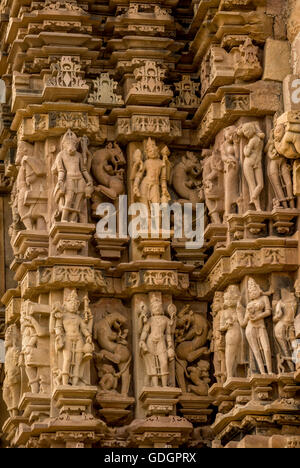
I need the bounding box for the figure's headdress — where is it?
[65,288,79,303]
[61,129,79,148]
[145,137,158,156]
[149,291,162,309]
[248,277,260,295]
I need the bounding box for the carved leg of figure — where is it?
[120,364,130,395]
[175,360,187,393]
[213,354,221,382]
[3,385,11,414]
[244,163,262,210]
[186,347,208,363]
[22,215,34,230]
[12,384,20,416]
[281,163,295,208]
[36,216,47,231]
[225,327,241,378]
[246,327,265,374]
[259,327,272,374]
[62,349,72,385]
[25,366,39,393]
[72,352,83,386]
[275,324,294,372]
[62,191,74,222]
[160,354,169,387]
[152,376,159,387]
[225,348,236,378]
[269,166,288,208]
[73,192,85,223]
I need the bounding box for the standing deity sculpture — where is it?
[237,122,264,211]
[15,140,47,230]
[273,288,297,373]
[138,292,176,387]
[266,130,295,209]
[220,285,243,379]
[19,302,50,394]
[175,305,210,395]
[3,325,21,417]
[202,150,224,224]
[50,289,94,387]
[171,152,203,205]
[93,306,131,396]
[238,278,273,375]
[221,126,240,217]
[131,138,171,207]
[211,292,226,384]
[52,129,94,223]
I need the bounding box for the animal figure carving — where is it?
[175,305,210,393]
[93,311,131,395]
[92,143,126,200]
[171,152,202,204]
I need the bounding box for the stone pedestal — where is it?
[52,385,98,417]
[96,393,135,424]
[19,393,50,425]
[204,224,227,250]
[95,236,129,262]
[137,239,170,260]
[224,377,252,406]
[13,230,48,261]
[50,222,95,256]
[178,394,213,424]
[129,415,193,448]
[249,374,277,402]
[140,387,181,417]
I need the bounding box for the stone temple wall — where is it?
[0,0,299,449]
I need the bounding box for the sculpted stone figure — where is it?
[175,305,210,393]
[202,150,224,224]
[221,126,240,217]
[131,138,171,207]
[50,289,94,386]
[20,302,50,394]
[15,140,47,230]
[52,129,94,223]
[238,278,273,375]
[171,152,202,204]
[237,122,265,211]
[93,310,131,395]
[211,292,226,384]
[3,325,21,417]
[186,361,210,396]
[273,289,297,373]
[91,143,126,201]
[139,293,175,387]
[266,131,295,209]
[274,122,300,160]
[220,285,243,379]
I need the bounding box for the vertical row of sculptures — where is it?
[211,277,298,381]
[198,120,296,225]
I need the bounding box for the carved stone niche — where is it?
[174,302,213,425]
[91,298,134,425]
[200,38,262,98]
[125,61,173,106]
[43,56,89,102]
